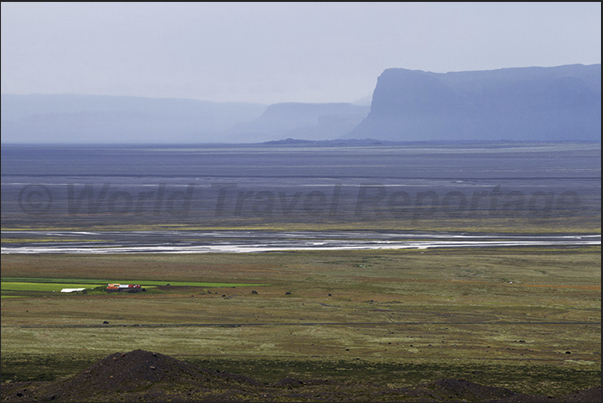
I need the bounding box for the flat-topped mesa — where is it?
[344,64,601,142]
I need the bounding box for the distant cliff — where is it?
[344,64,601,141]
[227,102,369,142]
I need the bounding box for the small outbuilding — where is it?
[60,288,86,293]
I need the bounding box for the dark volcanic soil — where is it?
[1,350,600,402]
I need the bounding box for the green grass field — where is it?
[1,282,103,292]
[1,246,600,396]
[2,216,601,234]
[1,278,266,294]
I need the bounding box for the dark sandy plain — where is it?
[1,142,600,402]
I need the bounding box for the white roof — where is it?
[60,288,86,293]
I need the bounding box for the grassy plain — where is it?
[1,278,265,293]
[2,215,601,234]
[1,282,105,292]
[1,247,600,396]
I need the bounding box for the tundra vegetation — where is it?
[1,247,600,399]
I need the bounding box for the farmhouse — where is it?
[106,284,141,293]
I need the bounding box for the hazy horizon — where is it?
[2,3,601,105]
[2,61,601,107]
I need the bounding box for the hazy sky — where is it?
[1,2,601,104]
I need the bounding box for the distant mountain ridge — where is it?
[227,102,369,142]
[0,94,267,143]
[2,64,600,143]
[1,95,368,143]
[344,64,601,142]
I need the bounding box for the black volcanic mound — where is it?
[487,386,601,402]
[60,349,258,388]
[29,349,259,402]
[561,386,601,402]
[425,378,517,401]
[1,350,600,402]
